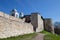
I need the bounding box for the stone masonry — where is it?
[0,11,44,38]
[31,13,44,32]
[0,11,34,38]
[44,18,54,34]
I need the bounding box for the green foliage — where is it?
[41,31,60,40]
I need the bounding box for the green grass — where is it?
[0,33,37,40]
[41,31,60,40]
[0,31,60,40]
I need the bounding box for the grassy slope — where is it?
[41,31,60,40]
[0,33,37,40]
[0,31,60,40]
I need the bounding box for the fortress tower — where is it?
[31,13,44,32]
[44,18,54,34]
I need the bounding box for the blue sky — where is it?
[0,0,60,23]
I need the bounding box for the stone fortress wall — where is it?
[0,11,44,38]
[0,12,34,38]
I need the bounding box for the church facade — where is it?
[11,9,24,18]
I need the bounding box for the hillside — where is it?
[41,31,60,40]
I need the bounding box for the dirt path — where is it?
[32,33,45,40]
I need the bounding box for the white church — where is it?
[11,9,24,18]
